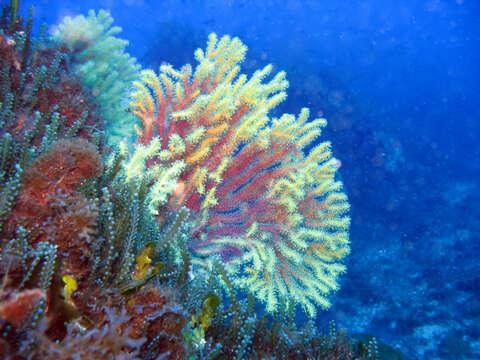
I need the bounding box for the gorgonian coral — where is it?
[54,9,140,146]
[130,33,350,316]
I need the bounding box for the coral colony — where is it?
[0,3,379,359]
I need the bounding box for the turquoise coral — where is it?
[54,9,140,146]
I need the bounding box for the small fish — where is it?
[62,275,78,300]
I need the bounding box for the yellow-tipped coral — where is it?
[130,33,350,317]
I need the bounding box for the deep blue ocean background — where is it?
[18,0,480,358]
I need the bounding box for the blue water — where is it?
[18,1,480,358]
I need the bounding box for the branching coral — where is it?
[54,9,140,146]
[130,33,350,316]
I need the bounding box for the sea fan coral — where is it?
[54,9,140,146]
[130,33,350,316]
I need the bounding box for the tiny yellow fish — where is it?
[62,275,78,300]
